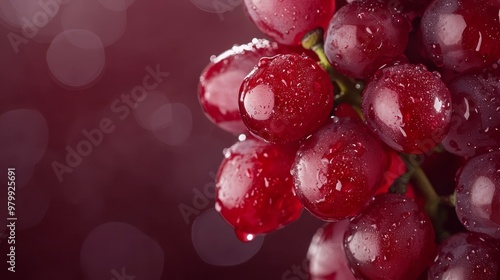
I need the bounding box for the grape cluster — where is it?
[198,0,500,279]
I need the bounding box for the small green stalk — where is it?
[301,29,362,107]
[401,153,450,241]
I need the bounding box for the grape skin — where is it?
[307,220,356,280]
[242,0,336,45]
[215,137,303,237]
[344,194,436,280]
[442,73,500,158]
[292,117,389,221]
[428,232,500,279]
[455,151,500,239]
[324,0,411,79]
[421,0,500,73]
[239,54,334,144]
[199,39,285,134]
[362,64,452,154]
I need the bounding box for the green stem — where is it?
[441,192,456,208]
[401,154,450,241]
[412,166,440,204]
[301,29,362,107]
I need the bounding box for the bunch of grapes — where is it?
[198,0,500,279]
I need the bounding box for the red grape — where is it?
[199,39,286,134]
[455,151,500,239]
[362,64,452,154]
[239,53,334,144]
[242,0,336,45]
[344,193,436,280]
[428,232,500,279]
[307,220,356,280]
[346,0,432,17]
[324,0,411,79]
[442,73,500,158]
[199,0,500,275]
[292,117,389,221]
[215,137,302,239]
[421,0,500,73]
[381,0,432,18]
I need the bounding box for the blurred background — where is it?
[0,0,325,279]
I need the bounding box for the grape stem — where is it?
[301,29,362,107]
[400,154,450,241]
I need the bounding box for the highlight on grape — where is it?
[197,0,500,279]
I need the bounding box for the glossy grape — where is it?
[242,0,336,45]
[455,151,500,239]
[292,117,389,221]
[428,232,500,279]
[324,0,411,79]
[347,0,432,17]
[307,220,356,280]
[215,137,302,238]
[421,0,500,73]
[362,64,452,154]
[239,53,334,144]
[383,0,432,17]
[442,73,500,158]
[199,39,286,134]
[344,193,436,280]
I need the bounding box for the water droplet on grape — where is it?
[235,230,255,242]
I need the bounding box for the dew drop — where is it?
[235,230,255,242]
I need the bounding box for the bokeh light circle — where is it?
[0,0,21,28]
[133,90,173,131]
[61,0,127,47]
[0,184,51,233]
[81,222,164,280]
[191,208,264,266]
[0,109,48,188]
[46,29,105,88]
[152,103,193,146]
[0,108,49,163]
[98,0,134,12]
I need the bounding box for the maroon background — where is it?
[0,1,325,279]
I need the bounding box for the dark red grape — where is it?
[324,0,411,79]
[346,0,432,17]
[455,151,500,239]
[381,0,432,18]
[442,73,500,158]
[344,193,436,280]
[292,117,389,221]
[362,64,452,154]
[421,0,500,73]
[307,220,356,280]
[239,53,334,144]
[199,39,285,134]
[215,136,302,239]
[242,0,336,45]
[428,232,500,279]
